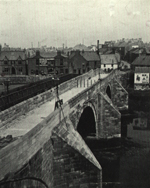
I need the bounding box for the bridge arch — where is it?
[77,102,97,139]
[106,84,111,99]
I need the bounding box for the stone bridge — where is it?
[0,69,128,188]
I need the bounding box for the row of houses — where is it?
[0,48,120,76]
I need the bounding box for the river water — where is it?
[83,115,150,188]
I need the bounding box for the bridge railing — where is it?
[0,69,99,127]
[0,69,119,127]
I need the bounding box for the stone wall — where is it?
[112,78,128,110]
[0,69,99,127]
[52,132,101,188]
[0,129,53,188]
[0,75,76,127]
[0,137,54,188]
[0,75,40,84]
[0,103,102,188]
[0,69,125,188]
[98,93,121,138]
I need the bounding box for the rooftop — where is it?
[135,67,150,73]
[0,51,26,61]
[69,51,100,61]
[100,54,118,64]
[132,55,150,66]
[81,51,100,61]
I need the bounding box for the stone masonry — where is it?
[0,69,127,188]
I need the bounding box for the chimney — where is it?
[97,40,99,55]
[97,40,99,50]
[36,50,40,57]
[57,50,61,56]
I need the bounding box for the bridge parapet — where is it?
[0,69,127,188]
[0,92,102,187]
[0,69,100,128]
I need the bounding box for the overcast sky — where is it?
[0,0,150,48]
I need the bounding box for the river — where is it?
[82,115,150,188]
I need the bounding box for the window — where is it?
[112,64,114,67]
[4,61,8,65]
[60,69,64,74]
[94,61,97,68]
[18,67,22,72]
[83,69,85,73]
[18,60,22,65]
[73,69,76,73]
[104,64,106,67]
[65,69,68,74]
[4,68,9,72]
[60,59,63,66]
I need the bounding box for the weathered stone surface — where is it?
[0,69,127,188]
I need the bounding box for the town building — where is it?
[27,51,68,75]
[69,50,100,74]
[0,49,27,75]
[27,51,46,75]
[124,48,146,64]
[131,55,150,90]
[54,51,68,75]
[100,54,119,72]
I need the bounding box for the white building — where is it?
[100,54,119,72]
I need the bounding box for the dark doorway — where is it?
[106,85,111,99]
[77,107,96,138]
[12,67,16,75]
[78,69,81,74]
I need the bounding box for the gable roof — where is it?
[69,51,100,61]
[0,51,26,60]
[132,55,150,66]
[40,51,57,58]
[100,54,118,64]
[80,51,100,61]
[135,67,150,73]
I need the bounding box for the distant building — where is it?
[69,50,100,74]
[0,50,27,75]
[100,54,119,72]
[131,55,150,90]
[112,38,144,60]
[54,51,69,75]
[28,51,68,75]
[124,48,146,64]
[28,51,45,75]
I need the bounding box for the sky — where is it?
[0,0,150,48]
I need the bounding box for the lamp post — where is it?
[4,79,10,94]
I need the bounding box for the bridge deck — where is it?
[0,74,108,138]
